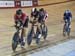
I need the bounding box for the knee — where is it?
[23,28,26,32]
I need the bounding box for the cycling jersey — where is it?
[38,11,48,23]
[64,11,72,23]
[31,11,39,20]
[14,13,28,27]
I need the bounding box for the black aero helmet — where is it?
[16,9,22,15]
[39,8,44,11]
[34,8,37,11]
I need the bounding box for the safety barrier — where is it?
[0,0,74,9]
[0,0,38,8]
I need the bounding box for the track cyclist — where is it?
[14,9,29,48]
[30,8,39,38]
[63,9,72,36]
[37,8,48,39]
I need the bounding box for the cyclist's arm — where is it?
[31,12,34,18]
[63,13,67,23]
[44,12,48,20]
[14,14,18,22]
[14,14,19,26]
[70,13,72,18]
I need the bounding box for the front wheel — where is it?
[67,28,71,37]
[43,26,48,40]
[12,41,18,52]
[27,28,34,46]
[41,25,48,40]
[12,32,19,52]
[63,24,66,36]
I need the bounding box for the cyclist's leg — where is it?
[21,18,29,47]
[33,25,37,38]
[20,28,26,48]
[24,18,29,38]
[23,18,29,37]
[67,22,71,36]
[41,20,47,33]
[22,27,27,40]
[43,20,46,29]
[33,17,38,38]
[37,22,42,38]
[15,21,19,29]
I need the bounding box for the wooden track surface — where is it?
[38,0,66,5]
[0,1,75,56]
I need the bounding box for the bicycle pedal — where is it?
[21,42,25,46]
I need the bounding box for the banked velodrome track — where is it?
[0,0,75,56]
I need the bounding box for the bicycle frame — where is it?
[12,21,24,51]
[63,22,71,36]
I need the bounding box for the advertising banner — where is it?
[0,1,14,7]
[21,1,32,7]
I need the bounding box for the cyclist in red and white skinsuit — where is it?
[14,9,29,48]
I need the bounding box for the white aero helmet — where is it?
[32,8,35,12]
